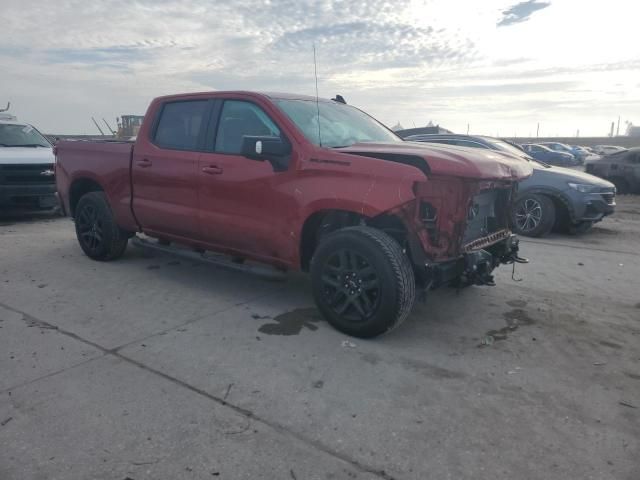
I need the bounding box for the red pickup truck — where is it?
[55,91,532,337]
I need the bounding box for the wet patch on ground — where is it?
[590,227,620,236]
[400,357,466,380]
[599,340,623,350]
[258,308,322,336]
[479,308,536,346]
[359,352,382,365]
[506,299,528,308]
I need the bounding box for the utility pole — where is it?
[616,116,620,136]
[467,123,469,135]
[536,123,540,138]
[609,122,614,137]
[576,129,580,138]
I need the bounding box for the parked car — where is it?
[0,112,58,211]
[593,145,627,156]
[404,134,616,236]
[586,148,640,194]
[537,142,580,163]
[521,144,578,167]
[567,145,592,163]
[55,91,532,338]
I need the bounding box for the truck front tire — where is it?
[74,191,129,261]
[310,226,416,338]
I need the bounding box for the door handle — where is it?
[136,158,152,168]
[202,165,224,175]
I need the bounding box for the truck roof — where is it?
[153,91,336,103]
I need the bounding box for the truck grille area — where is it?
[0,164,55,185]
[462,189,510,248]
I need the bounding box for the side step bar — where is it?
[131,236,287,281]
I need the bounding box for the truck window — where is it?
[275,99,400,148]
[215,100,281,154]
[154,100,208,150]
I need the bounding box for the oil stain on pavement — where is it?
[480,306,536,346]
[258,308,322,336]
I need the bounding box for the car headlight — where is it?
[567,182,600,193]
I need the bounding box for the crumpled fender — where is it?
[295,154,427,222]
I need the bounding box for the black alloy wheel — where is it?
[310,226,415,338]
[320,249,381,323]
[76,203,104,254]
[74,191,129,261]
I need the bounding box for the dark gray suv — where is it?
[403,134,616,237]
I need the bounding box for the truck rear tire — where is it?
[74,191,129,261]
[310,226,416,338]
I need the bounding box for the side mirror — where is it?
[241,136,290,160]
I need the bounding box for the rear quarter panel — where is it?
[55,140,137,230]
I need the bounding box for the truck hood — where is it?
[0,146,55,164]
[533,162,614,188]
[337,141,532,180]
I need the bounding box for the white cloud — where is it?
[1,0,638,136]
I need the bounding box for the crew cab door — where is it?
[132,99,211,239]
[197,98,296,264]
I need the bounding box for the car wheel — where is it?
[310,226,415,338]
[569,221,593,235]
[75,191,129,261]
[512,194,556,237]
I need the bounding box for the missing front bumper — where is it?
[419,234,527,288]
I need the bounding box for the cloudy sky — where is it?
[1,0,638,136]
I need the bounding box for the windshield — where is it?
[0,124,51,147]
[485,138,529,158]
[275,99,400,148]
[488,138,551,168]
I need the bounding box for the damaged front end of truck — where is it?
[387,177,528,291]
[337,143,534,293]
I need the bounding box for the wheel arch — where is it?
[299,208,412,272]
[69,177,105,217]
[517,187,575,223]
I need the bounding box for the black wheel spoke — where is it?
[360,291,373,311]
[357,265,375,277]
[322,274,341,289]
[335,297,351,315]
[338,250,348,270]
[352,297,366,317]
[325,265,342,275]
[362,279,379,290]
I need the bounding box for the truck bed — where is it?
[55,139,137,230]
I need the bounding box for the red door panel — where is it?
[198,152,297,262]
[132,147,200,238]
[131,99,210,240]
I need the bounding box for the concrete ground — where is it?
[1,198,639,480]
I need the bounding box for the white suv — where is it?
[0,112,58,211]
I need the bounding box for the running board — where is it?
[131,236,287,281]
